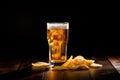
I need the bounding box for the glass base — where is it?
[49,62,65,70]
[49,62,65,68]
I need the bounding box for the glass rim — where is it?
[47,22,69,29]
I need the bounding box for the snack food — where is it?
[52,55,103,70]
[32,55,103,71]
[90,63,103,68]
[32,62,50,71]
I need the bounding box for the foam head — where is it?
[47,22,69,29]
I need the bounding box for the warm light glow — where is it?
[47,22,69,63]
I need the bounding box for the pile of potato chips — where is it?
[52,55,103,70]
[32,55,103,71]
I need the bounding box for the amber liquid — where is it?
[47,29,68,64]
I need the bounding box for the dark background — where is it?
[0,3,120,59]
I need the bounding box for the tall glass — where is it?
[47,22,69,66]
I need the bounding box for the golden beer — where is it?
[47,22,69,65]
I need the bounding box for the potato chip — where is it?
[90,63,103,68]
[67,65,80,70]
[78,64,89,70]
[83,60,95,66]
[32,62,50,71]
[62,55,73,67]
[73,59,85,65]
[74,55,85,60]
[32,62,49,67]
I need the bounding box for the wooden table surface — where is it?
[0,56,120,80]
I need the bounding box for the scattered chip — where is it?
[90,63,103,68]
[32,62,49,67]
[32,62,50,71]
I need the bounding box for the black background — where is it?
[0,3,120,59]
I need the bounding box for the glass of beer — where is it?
[47,22,69,66]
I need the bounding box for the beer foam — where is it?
[47,22,69,29]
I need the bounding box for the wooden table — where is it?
[0,56,120,80]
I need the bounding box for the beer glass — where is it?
[47,22,69,66]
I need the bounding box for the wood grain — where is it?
[0,56,120,80]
